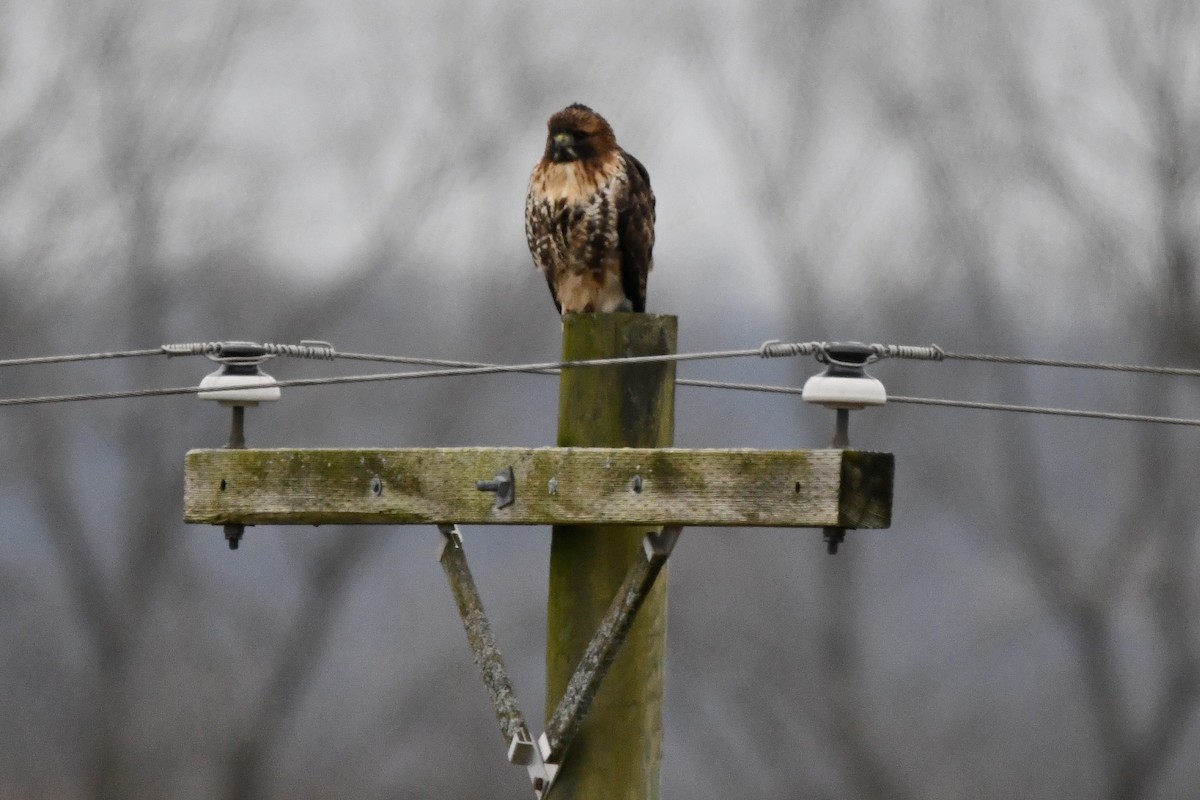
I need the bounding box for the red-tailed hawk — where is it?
[525,104,655,315]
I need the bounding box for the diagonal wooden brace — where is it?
[436,523,682,793]
[436,524,557,798]
[541,525,683,763]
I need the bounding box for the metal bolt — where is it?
[826,407,849,555]
[631,474,643,493]
[224,406,247,550]
[370,475,383,497]
[475,466,515,509]
[227,405,246,449]
[823,526,845,555]
[832,408,850,449]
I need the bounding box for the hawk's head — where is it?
[543,103,618,164]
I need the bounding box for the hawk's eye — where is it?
[572,129,589,140]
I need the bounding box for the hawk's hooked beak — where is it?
[551,131,577,161]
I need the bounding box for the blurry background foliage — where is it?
[1,0,1199,798]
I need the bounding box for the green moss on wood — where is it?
[184,446,893,528]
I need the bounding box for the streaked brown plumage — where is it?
[525,104,655,315]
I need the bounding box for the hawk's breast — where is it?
[527,157,627,278]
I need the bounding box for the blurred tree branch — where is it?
[864,3,1200,797]
[220,530,387,800]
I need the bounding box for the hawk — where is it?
[525,104,655,315]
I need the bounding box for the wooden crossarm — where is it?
[183,446,893,529]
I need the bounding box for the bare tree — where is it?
[671,1,1200,798]
[0,1,572,797]
[15,0,1200,797]
[860,2,1200,798]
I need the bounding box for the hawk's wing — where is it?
[525,184,562,314]
[616,151,655,313]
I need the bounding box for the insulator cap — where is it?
[802,341,887,410]
[802,373,886,409]
[198,365,281,406]
[215,341,269,362]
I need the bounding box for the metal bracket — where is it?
[476,466,516,509]
[643,525,682,559]
[508,727,559,799]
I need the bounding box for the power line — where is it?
[887,395,1200,427]
[174,339,1200,382]
[674,379,1200,426]
[335,351,560,371]
[258,342,1200,430]
[0,348,164,368]
[166,340,802,366]
[673,379,1200,427]
[674,377,801,394]
[0,384,203,407]
[0,350,793,407]
[337,345,783,367]
[938,349,1200,377]
[4,338,1200,427]
[7,337,1200,380]
[760,340,1200,378]
[4,357,1200,429]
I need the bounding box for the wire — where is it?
[938,350,1200,377]
[3,338,1200,427]
[334,340,1200,383]
[7,338,1200,380]
[887,395,1200,427]
[0,342,795,407]
[683,380,1200,427]
[336,345,783,367]
[0,350,789,407]
[0,348,164,368]
[333,352,1200,418]
[763,339,1200,378]
[5,358,1200,429]
[335,351,559,370]
[673,379,1200,427]
[700,383,1200,429]
[334,357,802,395]
[0,385,203,406]
[674,377,802,394]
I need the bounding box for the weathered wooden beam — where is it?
[183,446,894,528]
[435,524,528,746]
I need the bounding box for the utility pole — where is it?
[183,325,895,799]
[546,313,676,800]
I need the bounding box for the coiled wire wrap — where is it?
[758,340,945,364]
[162,341,337,364]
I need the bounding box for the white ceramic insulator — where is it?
[198,368,281,406]
[801,373,887,410]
